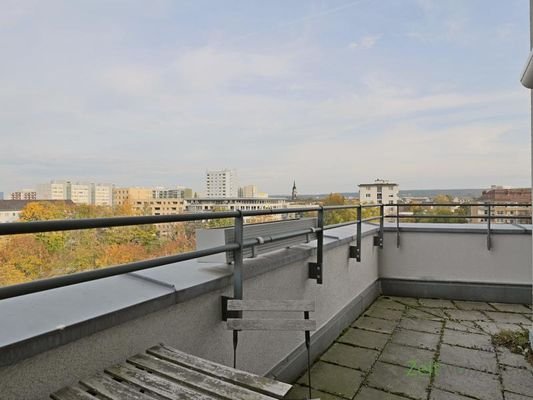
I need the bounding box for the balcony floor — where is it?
[287,296,533,400]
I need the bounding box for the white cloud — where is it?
[348,34,381,49]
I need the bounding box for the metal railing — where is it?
[0,202,529,301]
[386,203,532,250]
[0,205,382,302]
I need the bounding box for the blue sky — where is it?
[0,0,530,194]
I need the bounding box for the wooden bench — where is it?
[50,344,292,400]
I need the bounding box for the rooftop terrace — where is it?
[0,204,531,399]
[288,296,533,400]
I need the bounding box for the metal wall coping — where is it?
[383,222,532,234]
[0,223,378,368]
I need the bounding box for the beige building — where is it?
[11,190,37,200]
[471,204,531,224]
[113,187,153,206]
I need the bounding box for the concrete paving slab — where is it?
[503,392,533,400]
[399,318,442,334]
[354,386,411,400]
[321,343,379,372]
[476,321,526,335]
[484,312,531,325]
[496,347,533,372]
[337,328,390,351]
[387,297,420,307]
[445,309,490,321]
[415,307,448,319]
[366,361,430,400]
[442,329,494,351]
[453,300,496,311]
[379,342,435,369]
[418,299,457,309]
[285,384,343,400]
[371,298,406,311]
[445,320,485,334]
[391,328,440,351]
[297,361,364,399]
[439,343,498,373]
[352,316,398,334]
[429,388,474,400]
[434,364,503,400]
[404,308,444,321]
[501,367,533,397]
[365,307,404,321]
[489,303,532,314]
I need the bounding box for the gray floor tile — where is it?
[366,361,430,400]
[337,328,390,350]
[399,318,442,334]
[321,343,379,372]
[485,312,531,325]
[418,298,456,309]
[354,386,411,400]
[352,316,398,334]
[453,300,496,311]
[430,388,474,400]
[297,361,364,399]
[391,328,440,351]
[489,303,532,314]
[445,309,490,321]
[380,342,435,368]
[442,329,494,351]
[285,384,343,400]
[434,364,503,400]
[439,343,498,373]
[365,307,404,321]
[501,367,533,397]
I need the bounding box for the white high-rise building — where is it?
[206,169,238,198]
[37,181,69,201]
[92,184,114,206]
[359,179,399,217]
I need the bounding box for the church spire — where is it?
[291,181,297,200]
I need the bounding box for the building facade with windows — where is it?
[10,190,37,200]
[37,181,113,206]
[358,179,400,218]
[206,169,238,198]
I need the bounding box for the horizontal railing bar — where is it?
[399,203,532,207]
[241,207,319,216]
[385,215,532,219]
[0,243,239,300]
[0,212,241,236]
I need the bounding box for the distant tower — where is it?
[291,181,297,200]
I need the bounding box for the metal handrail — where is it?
[0,202,530,300]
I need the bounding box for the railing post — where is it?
[379,204,384,248]
[233,211,244,299]
[396,203,400,248]
[308,206,323,283]
[356,206,362,262]
[487,204,492,251]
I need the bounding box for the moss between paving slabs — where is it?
[492,329,533,366]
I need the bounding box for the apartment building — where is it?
[113,187,153,206]
[185,197,287,212]
[359,179,400,218]
[10,190,37,200]
[470,186,532,224]
[36,181,113,206]
[206,169,238,198]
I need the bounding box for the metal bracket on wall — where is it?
[308,207,324,284]
[349,245,360,261]
[308,262,322,282]
[373,235,383,247]
[221,296,241,321]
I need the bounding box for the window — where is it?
[366,194,371,198]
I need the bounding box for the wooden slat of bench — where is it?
[227,318,316,331]
[128,353,277,400]
[147,345,291,399]
[80,372,158,400]
[50,386,98,400]
[227,300,315,312]
[105,363,215,400]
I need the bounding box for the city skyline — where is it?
[0,0,530,194]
